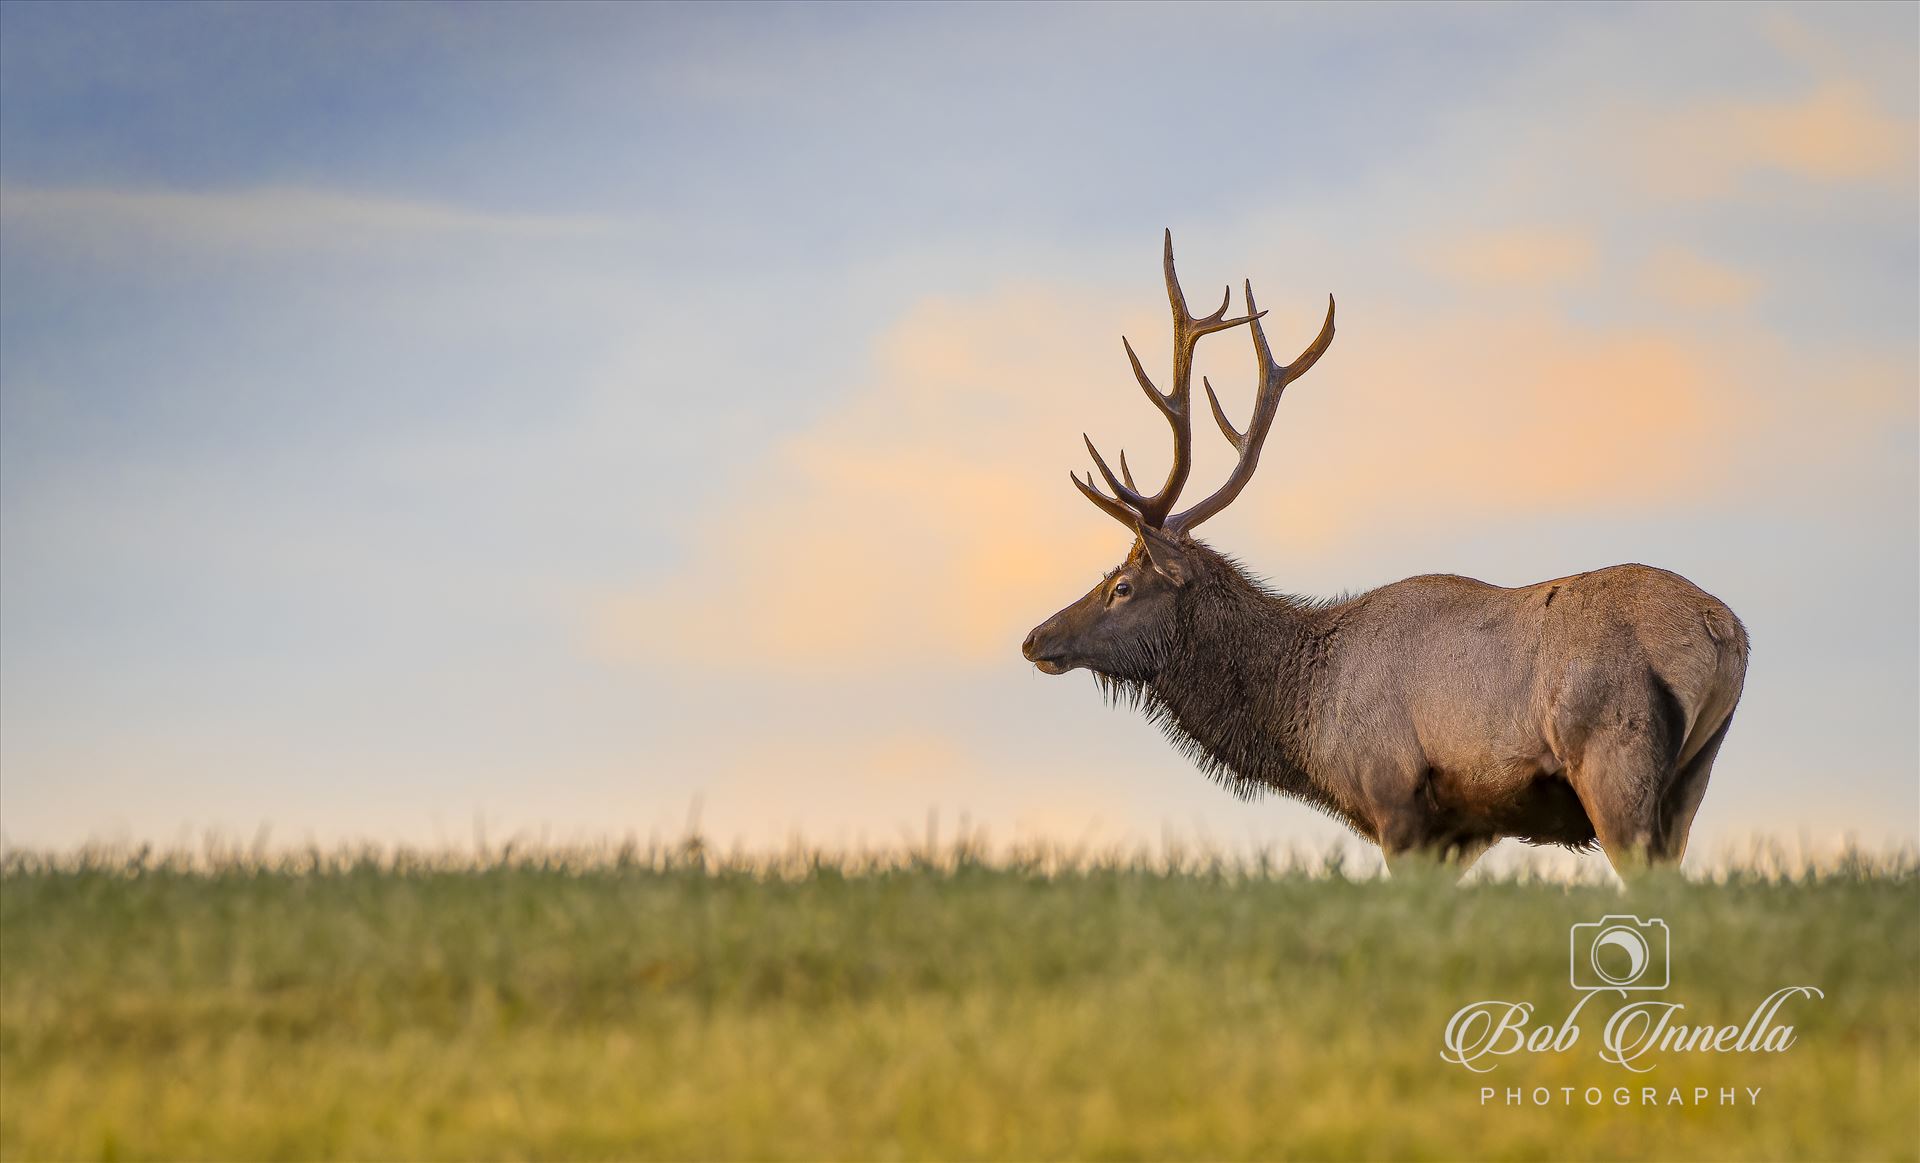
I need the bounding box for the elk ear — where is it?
[1136,524,1194,587]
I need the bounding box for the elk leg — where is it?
[1443,834,1495,873]
[1381,845,1448,879]
[1370,774,1491,880]
[1654,711,1733,863]
[1569,729,1671,875]
[1367,765,1442,875]
[1380,836,1490,882]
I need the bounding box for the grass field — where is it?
[1,840,1914,1162]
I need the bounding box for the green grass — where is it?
[1,841,1914,1161]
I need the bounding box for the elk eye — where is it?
[1113,581,1132,598]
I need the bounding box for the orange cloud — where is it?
[1224,306,1736,550]
[1420,227,1596,289]
[1741,84,1908,181]
[1639,248,1763,310]
[1634,83,1913,199]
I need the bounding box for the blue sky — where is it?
[1,2,1914,867]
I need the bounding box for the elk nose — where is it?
[1021,628,1040,660]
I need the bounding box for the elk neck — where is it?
[1141,547,1335,810]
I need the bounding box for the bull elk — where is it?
[1021,231,1747,875]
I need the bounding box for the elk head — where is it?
[1020,231,1334,680]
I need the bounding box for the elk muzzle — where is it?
[1021,614,1077,675]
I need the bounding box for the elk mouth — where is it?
[1022,626,1074,674]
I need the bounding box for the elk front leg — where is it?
[1380,833,1494,880]
[1364,766,1486,879]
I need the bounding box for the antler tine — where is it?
[1201,375,1245,451]
[1163,229,1257,333]
[1121,337,1171,416]
[1083,435,1155,512]
[1285,291,1338,379]
[1168,282,1336,535]
[1209,284,1232,322]
[1070,470,1138,526]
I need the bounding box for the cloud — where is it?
[1632,83,1913,200]
[1639,248,1764,310]
[671,729,1062,849]
[1744,84,1908,179]
[1240,305,1735,543]
[712,732,972,796]
[0,184,620,260]
[1419,227,1596,289]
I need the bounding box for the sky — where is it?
[1,2,1914,869]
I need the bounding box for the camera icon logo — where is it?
[1569,915,1670,991]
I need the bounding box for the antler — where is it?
[1166,282,1335,534]
[1071,232,1335,536]
[1072,230,1266,529]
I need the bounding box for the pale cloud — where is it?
[1632,82,1913,200]
[1639,247,1764,310]
[680,730,1027,849]
[0,184,620,259]
[716,732,972,794]
[1419,227,1596,289]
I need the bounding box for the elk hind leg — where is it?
[1570,672,1693,875]
[1571,729,1681,877]
[1654,711,1734,863]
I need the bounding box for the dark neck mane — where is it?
[1099,545,1352,823]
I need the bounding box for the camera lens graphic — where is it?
[1589,924,1651,986]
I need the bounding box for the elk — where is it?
[1021,231,1747,875]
